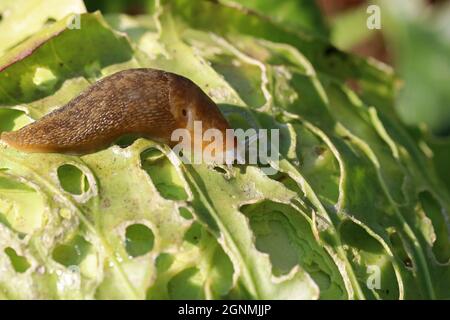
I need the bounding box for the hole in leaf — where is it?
[125,223,154,257]
[418,191,450,263]
[213,166,227,175]
[52,235,91,267]
[114,134,140,148]
[168,267,205,300]
[57,164,89,195]
[240,200,346,299]
[184,222,202,245]
[0,109,31,133]
[179,207,193,220]
[241,202,299,276]
[403,257,413,268]
[140,148,188,200]
[4,247,30,273]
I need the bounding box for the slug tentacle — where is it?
[1,68,231,155]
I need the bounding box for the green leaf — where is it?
[0,0,86,56]
[0,0,449,300]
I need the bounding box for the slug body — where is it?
[1,68,231,154]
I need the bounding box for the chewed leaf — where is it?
[0,0,449,300]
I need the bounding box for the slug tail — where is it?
[1,129,53,153]
[1,131,19,149]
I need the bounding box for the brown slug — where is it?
[1,68,231,155]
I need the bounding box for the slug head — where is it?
[167,74,232,152]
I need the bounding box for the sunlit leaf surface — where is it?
[0,0,448,300]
